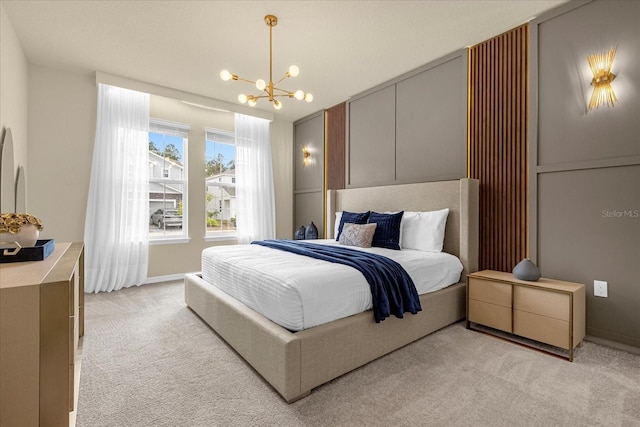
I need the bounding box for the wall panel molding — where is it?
[530,0,640,349]
[468,24,529,272]
[293,111,325,237]
[346,49,467,189]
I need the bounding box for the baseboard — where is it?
[585,335,640,356]
[144,273,186,284]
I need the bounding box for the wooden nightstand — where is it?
[467,270,586,361]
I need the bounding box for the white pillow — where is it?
[334,211,342,238]
[400,208,449,252]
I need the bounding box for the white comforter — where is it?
[201,239,463,331]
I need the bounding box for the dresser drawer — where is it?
[68,315,79,364]
[514,310,570,349]
[68,267,79,316]
[469,278,512,308]
[69,364,75,411]
[468,299,512,333]
[514,286,570,321]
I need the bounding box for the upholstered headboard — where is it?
[326,179,479,282]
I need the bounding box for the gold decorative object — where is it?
[0,213,44,249]
[0,212,43,234]
[587,46,617,112]
[220,15,313,110]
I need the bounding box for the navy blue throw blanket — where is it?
[251,240,422,323]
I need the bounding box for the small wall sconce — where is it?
[302,147,311,166]
[587,46,617,112]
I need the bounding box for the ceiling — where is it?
[2,0,569,122]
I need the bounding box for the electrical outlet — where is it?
[594,280,608,298]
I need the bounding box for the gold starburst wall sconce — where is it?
[587,46,617,112]
[302,147,311,167]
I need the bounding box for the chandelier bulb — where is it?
[220,70,233,81]
[220,16,312,109]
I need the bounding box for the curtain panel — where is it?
[235,113,276,243]
[84,84,150,293]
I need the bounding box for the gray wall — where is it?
[531,0,640,349]
[0,4,28,206]
[293,111,325,238]
[347,50,467,188]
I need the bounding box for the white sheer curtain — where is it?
[84,84,150,293]
[235,113,276,243]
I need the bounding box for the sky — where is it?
[149,132,236,166]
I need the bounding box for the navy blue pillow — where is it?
[336,211,370,241]
[368,211,404,250]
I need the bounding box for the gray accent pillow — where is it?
[338,223,377,248]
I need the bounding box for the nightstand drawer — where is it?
[468,299,512,333]
[514,286,570,321]
[469,278,512,308]
[468,270,585,361]
[514,310,570,349]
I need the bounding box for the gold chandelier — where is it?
[220,15,313,110]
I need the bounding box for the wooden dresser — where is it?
[467,269,585,361]
[0,242,84,427]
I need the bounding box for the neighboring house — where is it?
[149,151,184,213]
[206,169,236,223]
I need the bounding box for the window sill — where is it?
[204,234,237,243]
[149,237,191,245]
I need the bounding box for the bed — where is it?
[185,178,478,402]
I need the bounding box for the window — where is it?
[205,128,236,237]
[149,119,189,240]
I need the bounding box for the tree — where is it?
[149,141,161,155]
[163,144,181,162]
[206,158,226,177]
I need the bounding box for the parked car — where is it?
[150,209,182,228]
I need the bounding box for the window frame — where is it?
[148,118,190,244]
[204,128,237,241]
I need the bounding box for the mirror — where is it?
[0,128,16,213]
[15,166,26,213]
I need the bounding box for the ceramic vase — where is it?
[0,223,39,249]
[294,225,306,240]
[304,222,318,240]
[512,258,541,281]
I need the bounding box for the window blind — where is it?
[150,118,190,138]
[205,128,235,145]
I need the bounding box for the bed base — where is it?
[185,178,478,402]
[185,272,466,403]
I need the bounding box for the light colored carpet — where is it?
[77,281,640,427]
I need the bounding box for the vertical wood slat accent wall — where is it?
[468,24,528,272]
[325,102,346,191]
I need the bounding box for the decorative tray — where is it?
[0,239,55,263]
